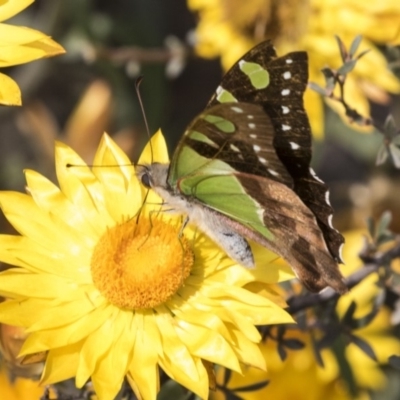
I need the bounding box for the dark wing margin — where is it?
[206,40,345,263]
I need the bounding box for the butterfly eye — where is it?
[141,172,152,188]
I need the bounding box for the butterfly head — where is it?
[136,163,170,190]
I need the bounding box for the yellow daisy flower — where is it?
[187,0,400,137]
[0,131,293,400]
[0,0,65,106]
[212,230,400,399]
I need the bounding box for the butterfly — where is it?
[136,40,347,294]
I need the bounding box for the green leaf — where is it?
[389,143,400,168]
[383,114,398,138]
[342,301,357,325]
[308,81,328,96]
[335,35,348,63]
[349,35,363,58]
[356,49,371,60]
[366,217,375,238]
[337,59,358,76]
[377,211,392,238]
[376,143,389,166]
[392,134,400,146]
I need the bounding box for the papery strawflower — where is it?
[0,131,294,400]
[212,230,400,400]
[187,0,400,137]
[0,0,65,105]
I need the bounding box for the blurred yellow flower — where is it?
[212,230,400,399]
[0,0,65,106]
[0,364,44,400]
[188,0,400,137]
[0,131,293,400]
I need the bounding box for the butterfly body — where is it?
[137,41,347,294]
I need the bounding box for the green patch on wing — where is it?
[168,146,234,187]
[203,114,235,133]
[239,60,270,89]
[188,130,219,147]
[216,87,238,103]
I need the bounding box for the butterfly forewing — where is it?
[169,103,293,188]
[206,40,344,262]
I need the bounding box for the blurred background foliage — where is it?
[1,0,400,399]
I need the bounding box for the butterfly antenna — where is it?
[135,76,154,162]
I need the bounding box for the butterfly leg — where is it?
[178,216,189,238]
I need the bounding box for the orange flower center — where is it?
[90,217,194,309]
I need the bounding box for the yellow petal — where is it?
[25,169,104,238]
[0,269,74,299]
[92,134,140,220]
[41,341,82,384]
[81,311,128,399]
[160,355,209,399]
[0,23,47,45]
[20,304,113,354]
[0,298,50,327]
[54,142,115,228]
[0,0,33,22]
[0,30,64,67]
[128,313,160,400]
[175,320,241,372]
[154,313,199,380]
[227,327,266,370]
[0,191,94,258]
[0,72,21,105]
[138,129,169,165]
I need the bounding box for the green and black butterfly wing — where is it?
[167,102,346,293]
[206,40,345,264]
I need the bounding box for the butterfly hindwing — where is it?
[206,40,344,263]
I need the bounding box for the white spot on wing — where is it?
[281,89,290,96]
[327,214,333,228]
[283,71,292,80]
[248,115,254,119]
[248,123,256,129]
[286,59,293,64]
[253,144,261,152]
[216,85,223,94]
[309,167,324,183]
[338,243,344,262]
[282,106,290,114]
[289,141,300,150]
[259,157,267,164]
[230,144,240,152]
[325,190,331,206]
[282,124,291,131]
[250,134,257,139]
[231,106,243,113]
[268,169,280,176]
